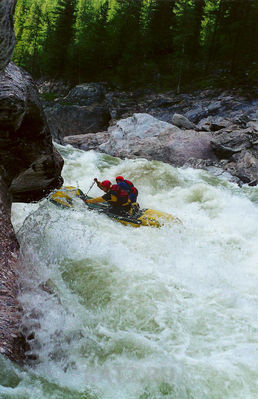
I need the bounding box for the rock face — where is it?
[0,1,63,363]
[0,0,17,71]
[43,83,111,143]
[0,178,24,362]
[44,103,110,143]
[1,63,64,200]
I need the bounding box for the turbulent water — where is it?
[1,144,258,399]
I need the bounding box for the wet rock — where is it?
[0,62,64,197]
[64,131,109,151]
[0,63,63,363]
[0,0,63,362]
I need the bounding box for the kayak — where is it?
[49,186,181,228]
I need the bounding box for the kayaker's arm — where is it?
[94,178,103,190]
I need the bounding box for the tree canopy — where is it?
[13,0,258,90]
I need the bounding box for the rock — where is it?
[0,62,64,198]
[185,105,208,123]
[0,177,26,363]
[0,61,63,363]
[37,79,72,97]
[65,113,216,166]
[0,0,16,71]
[97,113,216,166]
[210,128,255,159]
[247,120,258,132]
[43,80,257,186]
[63,83,107,106]
[226,151,258,184]
[44,103,111,143]
[172,113,196,130]
[64,131,109,151]
[207,101,221,114]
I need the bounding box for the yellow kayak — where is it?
[49,186,181,228]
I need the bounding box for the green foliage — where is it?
[13,0,258,90]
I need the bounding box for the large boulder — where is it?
[0,62,64,199]
[0,0,63,363]
[0,62,64,363]
[65,113,217,166]
[44,102,110,143]
[63,82,107,106]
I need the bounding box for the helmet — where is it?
[101,180,111,189]
[116,176,124,182]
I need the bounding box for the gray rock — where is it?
[64,131,109,151]
[172,113,196,130]
[226,150,258,184]
[210,128,255,159]
[45,103,111,143]
[247,120,258,132]
[0,0,16,71]
[0,61,63,363]
[185,106,208,123]
[0,62,63,199]
[98,113,216,166]
[207,101,221,114]
[63,83,107,106]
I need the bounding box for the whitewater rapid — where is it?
[1,144,257,399]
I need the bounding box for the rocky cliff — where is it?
[0,0,63,363]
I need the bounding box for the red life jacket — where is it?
[110,184,129,206]
[124,180,138,196]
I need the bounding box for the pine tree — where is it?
[72,0,95,82]
[44,0,76,78]
[108,0,144,84]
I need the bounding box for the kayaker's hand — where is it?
[94,178,98,183]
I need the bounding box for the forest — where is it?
[13,0,258,90]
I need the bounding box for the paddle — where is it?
[86,180,96,196]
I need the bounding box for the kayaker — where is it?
[85,180,133,215]
[93,177,108,191]
[116,176,139,211]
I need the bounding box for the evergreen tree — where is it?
[44,0,76,78]
[89,0,110,80]
[72,0,95,82]
[13,0,258,89]
[13,0,33,68]
[108,0,144,84]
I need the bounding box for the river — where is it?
[1,144,257,399]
